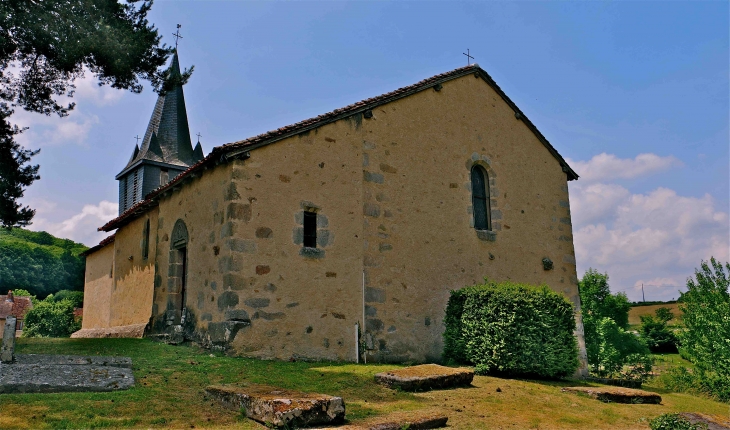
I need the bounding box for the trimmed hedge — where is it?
[443,281,579,379]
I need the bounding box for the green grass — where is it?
[2,338,728,429]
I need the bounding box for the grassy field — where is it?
[2,338,728,429]
[628,303,682,327]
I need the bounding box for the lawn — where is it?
[628,303,682,327]
[1,338,727,429]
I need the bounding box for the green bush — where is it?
[443,280,579,379]
[579,268,652,382]
[50,290,84,308]
[23,299,80,337]
[591,317,653,382]
[649,413,707,430]
[639,308,678,353]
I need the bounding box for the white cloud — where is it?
[570,154,729,302]
[28,201,118,247]
[567,152,682,183]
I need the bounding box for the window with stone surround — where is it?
[142,218,150,259]
[471,165,491,231]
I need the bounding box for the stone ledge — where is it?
[206,384,345,428]
[71,323,146,339]
[561,386,661,404]
[374,364,474,391]
[313,414,448,430]
[679,412,730,430]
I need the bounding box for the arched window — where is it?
[471,166,491,230]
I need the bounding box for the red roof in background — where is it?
[0,295,33,321]
[99,64,579,232]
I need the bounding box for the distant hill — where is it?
[0,229,88,299]
[628,303,683,327]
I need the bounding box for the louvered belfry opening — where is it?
[471,165,491,231]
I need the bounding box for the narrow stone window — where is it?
[303,211,317,248]
[142,219,150,259]
[471,166,491,230]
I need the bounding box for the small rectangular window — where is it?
[142,219,150,259]
[160,169,169,186]
[303,211,317,248]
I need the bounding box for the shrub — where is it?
[591,317,653,382]
[9,288,36,303]
[578,269,652,382]
[639,308,678,353]
[23,299,80,337]
[649,413,707,430]
[49,290,84,308]
[443,280,579,379]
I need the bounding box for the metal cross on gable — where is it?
[463,48,474,66]
[172,24,183,49]
[196,132,202,143]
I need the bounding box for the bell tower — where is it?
[116,52,203,214]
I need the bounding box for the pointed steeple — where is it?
[117,52,195,176]
[116,52,201,214]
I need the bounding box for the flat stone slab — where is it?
[374,364,473,391]
[561,386,661,404]
[14,354,132,368]
[0,354,134,394]
[71,323,146,339]
[206,384,345,428]
[679,413,730,430]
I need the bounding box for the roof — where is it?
[117,53,200,179]
[0,295,33,320]
[100,64,578,232]
[80,233,116,257]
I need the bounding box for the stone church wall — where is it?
[96,71,583,367]
[81,243,114,329]
[354,74,583,364]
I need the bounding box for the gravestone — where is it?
[1,316,16,363]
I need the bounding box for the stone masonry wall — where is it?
[81,243,114,329]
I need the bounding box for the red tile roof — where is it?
[100,64,578,232]
[0,295,33,321]
[80,233,116,257]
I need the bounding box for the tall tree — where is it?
[0,0,183,228]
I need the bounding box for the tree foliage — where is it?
[579,268,652,381]
[0,228,87,298]
[675,258,730,401]
[640,308,678,353]
[0,0,180,228]
[23,298,80,338]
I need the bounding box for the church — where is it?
[75,53,587,369]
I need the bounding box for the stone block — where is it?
[1,316,16,363]
[365,287,385,303]
[227,203,252,222]
[226,239,256,253]
[255,227,273,238]
[244,298,270,309]
[561,386,661,404]
[359,414,449,430]
[374,364,473,392]
[217,291,239,311]
[363,171,384,184]
[363,203,381,218]
[225,309,251,322]
[208,321,249,345]
[300,247,325,259]
[476,230,496,242]
[219,256,243,273]
[206,384,345,428]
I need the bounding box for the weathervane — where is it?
[463,48,474,66]
[172,24,183,49]
[196,132,202,143]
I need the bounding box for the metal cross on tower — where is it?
[134,135,141,144]
[196,132,202,143]
[463,48,474,66]
[172,24,183,49]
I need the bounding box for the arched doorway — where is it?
[168,219,189,325]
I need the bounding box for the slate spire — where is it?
[116,52,203,214]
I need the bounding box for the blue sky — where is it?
[15,1,728,301]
